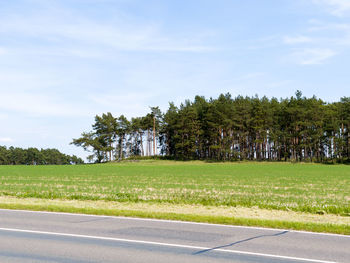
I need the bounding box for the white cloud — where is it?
[266,80,292,88]
[291,48,336,65]
[0,137,13,143]
[308,20,350,32]
[236,73,265,81]
[283,35,313,44]
[0,47,6,55]
[0,113,8,120]
[0,7,214,54]
[89,92,157,117]
[313,0,350,16]
[283,17,349,66]
[305,20,350,45]
[0,92,92,117]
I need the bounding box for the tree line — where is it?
[72,91,350,163]
[0,146,84,165]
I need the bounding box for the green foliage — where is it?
[0,146,84,165]
[73,92,350,163]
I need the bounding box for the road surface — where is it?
[0,209,349,262]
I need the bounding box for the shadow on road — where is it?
[193,230,289,255]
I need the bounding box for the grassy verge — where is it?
[0,196,349,235]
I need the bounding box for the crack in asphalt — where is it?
[193,230,289,255]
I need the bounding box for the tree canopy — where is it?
[0,146,84,165]
[72,91,350,163]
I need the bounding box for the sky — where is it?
[1,0,350,159]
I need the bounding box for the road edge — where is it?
[0,202,348,236]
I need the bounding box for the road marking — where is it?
[0,208,348,238]
[0,227,337,263]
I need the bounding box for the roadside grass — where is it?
[0,197,349,235]
[0,160,349,234]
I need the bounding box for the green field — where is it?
[0,161,349,216]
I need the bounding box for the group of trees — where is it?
[73,91,350,163]
[71,107,162,163]
[0,146,84,165]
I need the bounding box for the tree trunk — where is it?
[140,132,144,156]
[153,117,156,156]
[119,136,124,159]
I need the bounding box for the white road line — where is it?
[0,227,337,263]
[0,208,348,238]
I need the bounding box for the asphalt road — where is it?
[0,209,349,263]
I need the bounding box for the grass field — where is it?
[0,161,349,233]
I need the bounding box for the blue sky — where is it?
[1,0,350,159]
